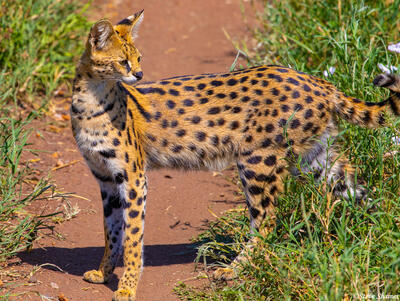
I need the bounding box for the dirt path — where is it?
[6,1,255,300]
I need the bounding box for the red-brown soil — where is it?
[2,1,257,300]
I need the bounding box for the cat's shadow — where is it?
[17,243,199,291]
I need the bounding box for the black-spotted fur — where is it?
[71,12,400,301]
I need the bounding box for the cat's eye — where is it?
[120,59,129,66]
[138,57,141,62]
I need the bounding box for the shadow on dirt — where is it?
[18,243,199,276]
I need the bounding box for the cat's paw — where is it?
[112,288,136,301]
[213,267,237,280]
[83,269,108,284]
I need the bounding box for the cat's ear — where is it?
[88,19,116,50]
[114,10,144,42]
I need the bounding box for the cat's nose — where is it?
[135,71,143,80]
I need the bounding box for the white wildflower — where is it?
[388,42,400,53]
[377,63,398,74]
[392,136,400,145]
[323,66,335,77]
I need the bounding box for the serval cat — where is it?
[70,11,400,300]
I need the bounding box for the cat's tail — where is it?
[332,73,400,128]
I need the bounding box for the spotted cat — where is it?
[70,11,400,301]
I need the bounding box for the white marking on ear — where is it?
[126,15,135,22]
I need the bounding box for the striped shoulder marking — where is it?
[119,82,152,122]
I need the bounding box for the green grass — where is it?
[176,0,400,299]
[0,0,89,107]
[0,0,90,264]
[0,115,57,260]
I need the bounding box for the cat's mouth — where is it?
[121,75,139,85]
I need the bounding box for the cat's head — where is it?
[84,10,144,84]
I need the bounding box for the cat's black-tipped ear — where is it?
[114,10,144,41]
[89,19,115,50]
